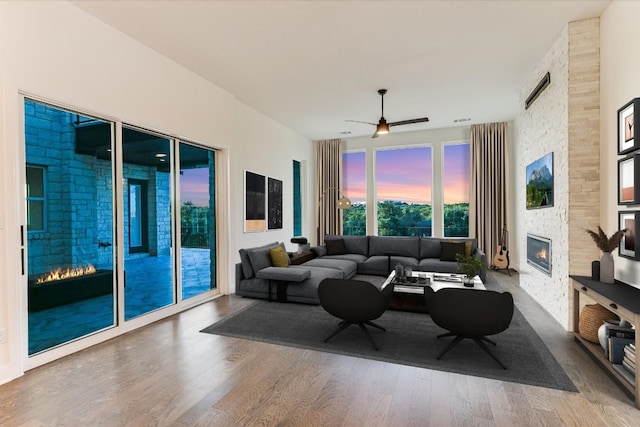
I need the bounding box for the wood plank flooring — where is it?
[0,271,639,426]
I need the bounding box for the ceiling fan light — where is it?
[376,122,390,135]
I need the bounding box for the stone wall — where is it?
[515,18,600,329]
[25,100,173,274]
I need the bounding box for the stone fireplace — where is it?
[527,234,552,276]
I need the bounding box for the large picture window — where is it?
[342,141,470,238]
[342,151,366,235]
[375,146,432,236]
[443,143,470,237]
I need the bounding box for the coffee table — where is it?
[382,270,486,312]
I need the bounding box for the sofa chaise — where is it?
[235,236,486,304]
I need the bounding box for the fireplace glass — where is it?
[527,234,552,276]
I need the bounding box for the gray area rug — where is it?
[201,296,578,392]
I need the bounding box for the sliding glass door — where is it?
[24,99,220,357]
[122,127,175,320]
[179,143,217,299]
[25,99,116,355]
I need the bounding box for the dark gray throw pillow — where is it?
[326,238,347,255]
[440,241,466,261]
[240,241,278,278]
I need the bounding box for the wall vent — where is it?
[525,72,551,110]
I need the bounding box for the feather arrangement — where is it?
[585,226,626,253]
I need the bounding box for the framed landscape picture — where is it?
[618,154,640,205]
[526,152,554,209]
[619,211,639,259]
[618,98,640,155]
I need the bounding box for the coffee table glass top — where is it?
[382,270,486,294]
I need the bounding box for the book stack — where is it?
[623,343,636,377]
[605,320,636,385]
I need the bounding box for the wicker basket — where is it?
[578,304,618,343]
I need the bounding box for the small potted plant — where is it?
[455,253,484,287]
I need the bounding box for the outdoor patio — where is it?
[28,249,213,355]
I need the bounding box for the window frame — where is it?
[26,164,47,233]
[441,141,471,237]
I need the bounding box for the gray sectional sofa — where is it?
[235,236,486,304]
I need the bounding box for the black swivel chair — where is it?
[424,287,514,369]
[318,279,394,350]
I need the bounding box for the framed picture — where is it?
[526,152,554,209]
[618,98,640,155]
[267,177,283,230]
[619,211,639,259]
[244,171,266,232]
[618,154,640,205]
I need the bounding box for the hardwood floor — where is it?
[0,271,639,426]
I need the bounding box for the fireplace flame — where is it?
[36,265,97,284]
[536,248,548,261]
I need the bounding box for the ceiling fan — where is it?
[347,89,430,138]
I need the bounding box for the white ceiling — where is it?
[71,0,611,140]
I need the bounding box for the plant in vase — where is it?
[585,226,626,284]
[455,253,484,287]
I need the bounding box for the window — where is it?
[26,166,46,232]
[342,151,366,235]
[343,141,470,238]
[293,160,302,236]
[376,146,432,236]
[443,143,470,237]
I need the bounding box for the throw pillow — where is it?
[464,241,473,257]
[440,241,466,261]
[326,238,347,255]
[269,246,289,268]
[239,241,278,278]
[446,239,473,257]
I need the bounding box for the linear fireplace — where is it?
[527,234,552,276]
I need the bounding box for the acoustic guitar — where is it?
[493,228,510,270]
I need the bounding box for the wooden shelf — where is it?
[573,332,635,398]
[571,275,639,408]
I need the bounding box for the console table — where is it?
[570,275,640,408]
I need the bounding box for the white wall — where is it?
[514,26,570,327]
[601,1,640,287]
[0,1,312,383]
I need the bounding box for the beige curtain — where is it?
[315,139,343,245]
[469,122,510,267]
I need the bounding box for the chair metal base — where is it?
[324,320,385,350]
[436,332,506,369]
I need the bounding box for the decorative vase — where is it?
[599,252,614,284]
[598,323,608,350]
[463,276,475,287]
[394,264,405,283]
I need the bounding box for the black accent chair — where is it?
[424,287,514,369]
[318,279,394,350]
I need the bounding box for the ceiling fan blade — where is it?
[371,130,379,139]
[346,119,377,126]
[388,117,430,127]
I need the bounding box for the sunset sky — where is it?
[180,168,210,206]
[343,144,470,205]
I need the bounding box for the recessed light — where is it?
[454,118,471,123]
[338,131,352,135]
[155,153,167,158]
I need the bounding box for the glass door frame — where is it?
[21,96,222,370]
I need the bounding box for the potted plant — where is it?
[585,226,626,284]
[455,253,484,287]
